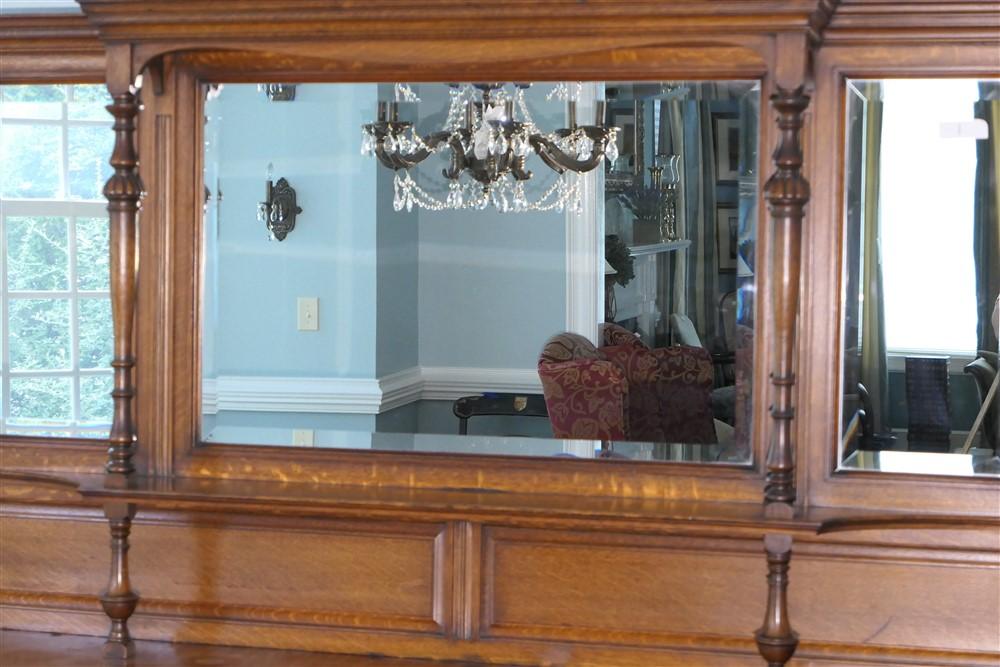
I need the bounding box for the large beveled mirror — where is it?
[839,77,1000,477]
[199,80,760,463]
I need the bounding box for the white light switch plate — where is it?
[297,297,319,331]
[291,429,315,446]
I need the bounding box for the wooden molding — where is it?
[0,14,104,82]
[200,367,543,415]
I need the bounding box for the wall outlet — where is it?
[291,429,315,447]
[297,297,319,331]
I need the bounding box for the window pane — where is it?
[0,124,62,198]
[67,124,112,201]
[5,216,70,290]
[0,84,65,120]
[8,298,71,370]
[79,374,113,426]
[68,85,111,121]
[9,376,72,425]
[75,216,110,290]
[78,297,112,369]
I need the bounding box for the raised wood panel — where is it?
[482,527,766,643]
[791,554,1000,654]
[2,509,998,665]
[481,526,1000,659]
[0,510,450,636]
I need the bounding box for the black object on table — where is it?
[452,393,549,435]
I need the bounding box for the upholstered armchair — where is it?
[537,324,717,443]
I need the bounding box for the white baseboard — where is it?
[202,366,542,415]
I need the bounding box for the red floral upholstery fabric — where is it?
[600,322,644,349]
[538,357,629,440]
[537,329,716,444]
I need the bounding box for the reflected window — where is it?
[880,79,979,354]
[0,84,114,438]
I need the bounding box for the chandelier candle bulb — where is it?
[568,100,577,129]
[595,100,606,127]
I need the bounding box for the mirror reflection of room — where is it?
[199,81,759,461]
[840,78,1000,477]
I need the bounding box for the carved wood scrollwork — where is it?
[104,90,143,475]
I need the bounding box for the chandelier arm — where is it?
[530,135,605,174]
[511,156,532,181]
[442,134,468,180]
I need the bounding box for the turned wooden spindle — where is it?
[101,81,143,659]
[755,533,799,666]
[105,90,143,476]
[100,502,139,660]
[764,86,810,505]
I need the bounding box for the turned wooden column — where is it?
[764,86,810,505]
[755,84,810,667]
[105,88,143,476]
[755,533,799,666]
[101,55,144,660]
[99,502,139,660]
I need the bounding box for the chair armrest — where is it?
[537,359,629,440]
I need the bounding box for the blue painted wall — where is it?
[376,84,420,377]
[205,83,380,378]
[413,84,568,370]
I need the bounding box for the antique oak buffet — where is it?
[1,2,998,666]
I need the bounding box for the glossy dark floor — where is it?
[0,630,489,667]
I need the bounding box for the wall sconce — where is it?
[258,163,302,241]
[258,83,296,101]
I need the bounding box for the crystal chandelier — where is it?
[361,83,619,213]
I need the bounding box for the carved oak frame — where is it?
[3,3,999,665]
[801,38,1000,516]
[102,12,818,503]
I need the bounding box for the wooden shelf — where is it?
[41,472,995,536]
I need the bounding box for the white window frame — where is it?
[1,85,112,438]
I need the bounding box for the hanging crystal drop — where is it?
[576,135,594,161]
[513,133,530,157]
[361,130,375,156]
[393,173,405,211]
[496,132,508,156]
[605,136,619,164]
